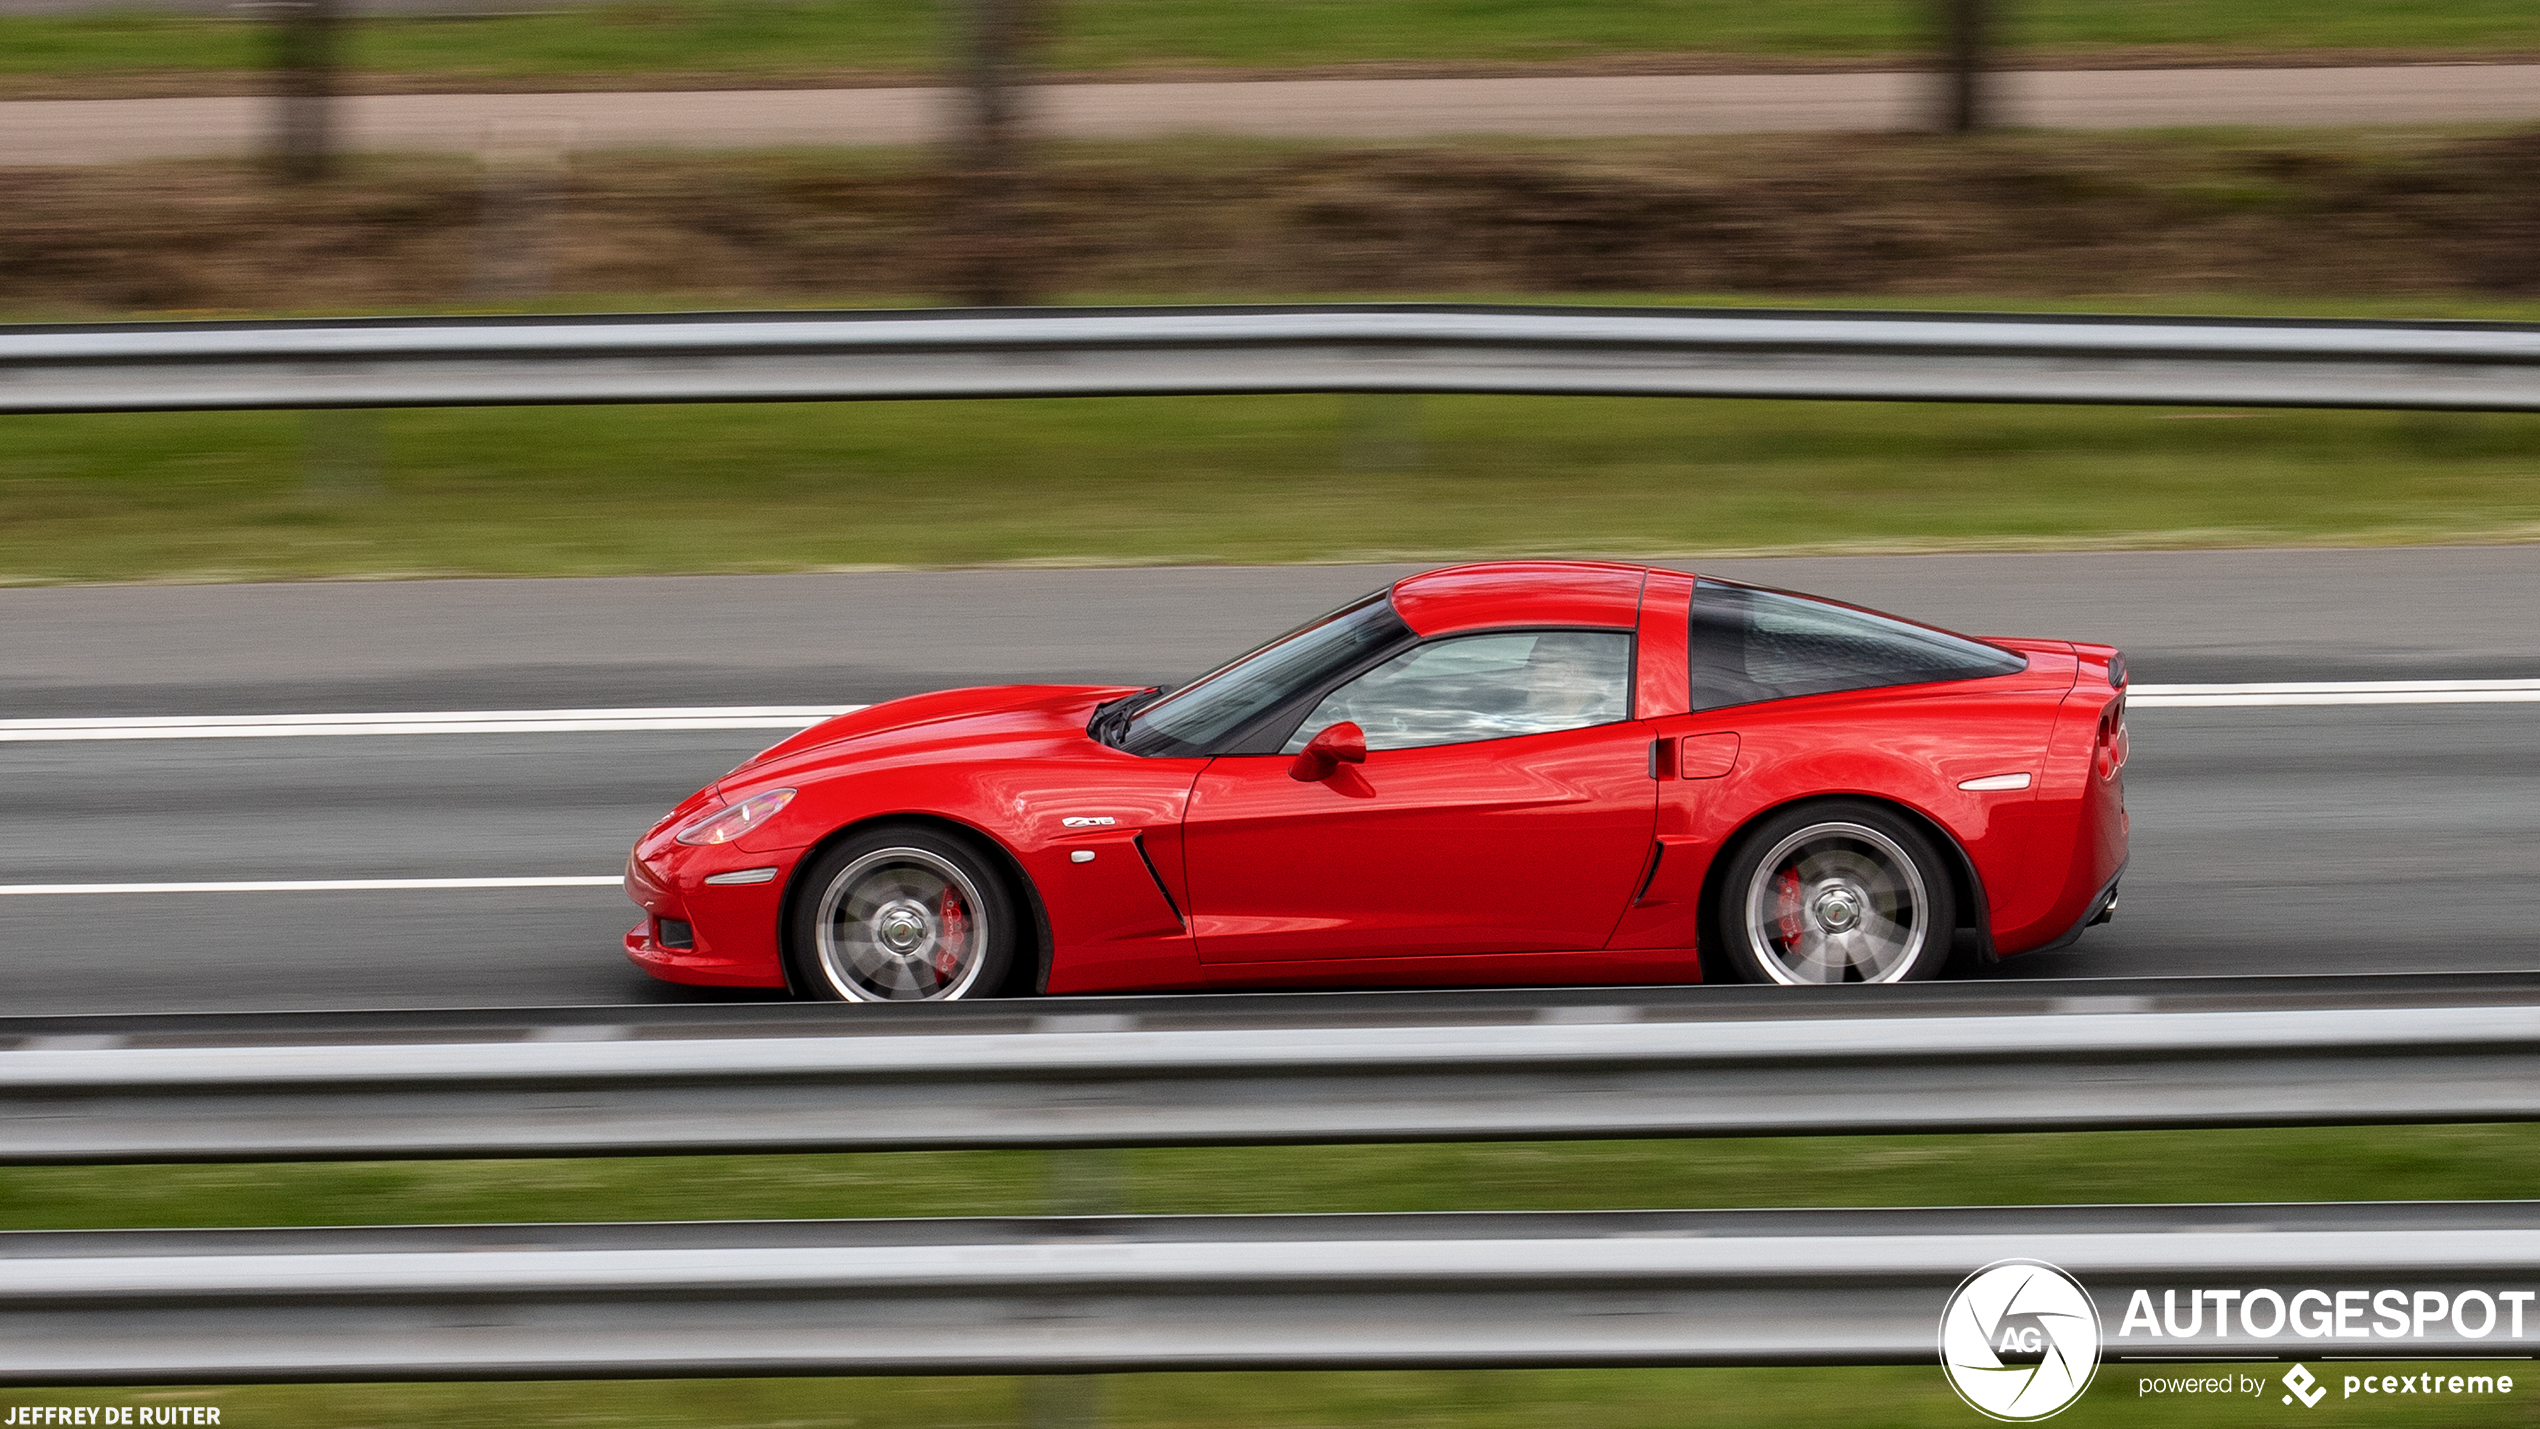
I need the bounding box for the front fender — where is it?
[741,748,1213,997]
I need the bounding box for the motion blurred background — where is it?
[2,3,2538,1426]
[4,0,2540,575]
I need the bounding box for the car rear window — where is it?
[1687,579,2025,711]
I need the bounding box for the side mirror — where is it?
[1288,721,1368,782]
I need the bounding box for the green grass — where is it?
[9,0,2540,93]
[11,1127,2540,1228]
[2,292,2535,584]
[9,1366,2539,1429]
[9,1130,2540,1426]
[5,391,2537,584]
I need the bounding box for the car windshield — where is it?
[1118,592,1410,757]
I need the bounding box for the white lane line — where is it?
[8,677,2534,897]
[0,876,626,896]
[2130,679,2540,708]
[0,706,863,742]
[0,683,2530,744]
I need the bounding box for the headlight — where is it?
[674,788,796,846]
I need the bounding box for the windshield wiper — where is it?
[1089,686,1165,748]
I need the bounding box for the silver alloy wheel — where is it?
[1740,820,1930,985]
[813,846,994,1002]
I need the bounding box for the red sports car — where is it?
[626,561,2128,1000]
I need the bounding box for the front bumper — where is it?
[621,842,794,988]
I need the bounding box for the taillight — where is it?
[2095,698,2128,780]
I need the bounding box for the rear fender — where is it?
[1691,792,1991,979]
[1632,678,2065,967]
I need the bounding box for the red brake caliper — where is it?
[935,886,967,981]
[1773,867,1805,950]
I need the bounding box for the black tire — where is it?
[785,824,1021,1002]
[1709,800,1957,985]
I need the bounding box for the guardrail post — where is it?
[301,407,382,502]
[1020,1147,1122,1429]
[471,128,571,299]
[269,0,342,182]
[951,0,1039,304]
[1020,1375,1104,1429]
[1044,1147,1123,1217]
[1938,0,1991,133]
[1343,393,1424,472]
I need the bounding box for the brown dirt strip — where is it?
[6,129,2538,316]
[13,68,2540,168]
[7,47,2540,102]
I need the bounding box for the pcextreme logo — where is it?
[2283,1364,2328,1407]
[1940,1259,2103,1421]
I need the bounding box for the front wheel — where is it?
[786,826,1020,1002]
[1711,801,1956,985]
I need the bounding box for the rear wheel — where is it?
[787,826,1019,1002]
[1712,801,1956,985]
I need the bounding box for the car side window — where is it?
[1281,630,1634,753]
[1687,579,2026,711]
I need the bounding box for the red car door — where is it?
[1181,628,1658,964]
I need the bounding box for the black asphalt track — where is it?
[3,547,2534,1013]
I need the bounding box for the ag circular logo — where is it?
[1939,1259,2102,1421]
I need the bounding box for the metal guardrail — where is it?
[11,969,2539,1042]
[11,984,2540,1384]
[9,977,2540,1163]
[8,304,2540,413]
[10,1201,2540,1382]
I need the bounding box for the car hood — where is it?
[724,683,1138,786]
